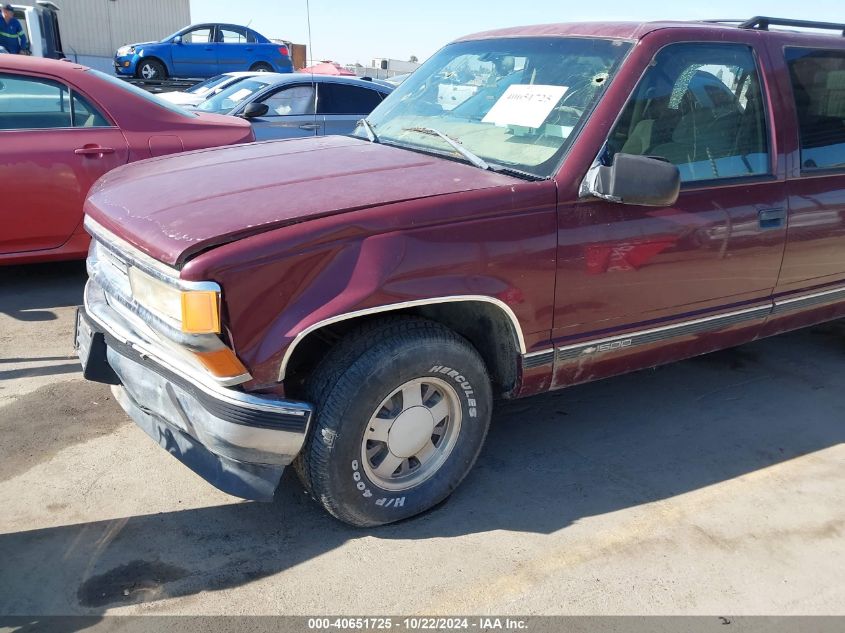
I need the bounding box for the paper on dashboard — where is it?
[482,84,568,129]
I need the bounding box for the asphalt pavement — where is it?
[0,262,843,616]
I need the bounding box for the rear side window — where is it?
[318,83,385,115]
[71,93,111,127]
[607,43,770,183]
[786,48,845,171]
[218,26,248,43]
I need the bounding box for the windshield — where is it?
[89,70,196,117]
[197,78,274,113]
[362,37,631,179]
[187,74,232,96]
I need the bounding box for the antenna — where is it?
[306,0,316,119]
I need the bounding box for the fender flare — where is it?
[277,295,527,381]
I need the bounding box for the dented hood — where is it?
[84,136,514,267]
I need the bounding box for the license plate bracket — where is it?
[75,308,120,385]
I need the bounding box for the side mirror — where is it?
[587,153,680,207]
[241,102,269,118]
[172,35,183,45]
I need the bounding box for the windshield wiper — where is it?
[359,118,380,143]
[402,126,490,170]
[488,164,544,182]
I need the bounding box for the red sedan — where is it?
[0,56,254,264]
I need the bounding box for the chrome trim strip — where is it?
[556,304,772,362]
[278,295,528,381]
[522,349,555,369]
[773,285,845,312]
[524,348,554,358]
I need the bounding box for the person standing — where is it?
[0,4,29,54]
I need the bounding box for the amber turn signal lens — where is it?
[181,291,220,334]
[193,347,248,378]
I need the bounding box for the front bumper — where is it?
[79,278,313,501]
[113,55,137,75]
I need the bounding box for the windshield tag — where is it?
[228,88,252,102]
[482,84,568,129]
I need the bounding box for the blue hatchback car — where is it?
[114,23,293,80]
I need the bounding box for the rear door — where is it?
[551,37,788,387]
[0,72,129,254]
[773,45,845,300]
[170,25,216,77]
[215,25,251,73]
[317,81,387,135]
[246,82,318,140]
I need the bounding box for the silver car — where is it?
[192,73,392,140]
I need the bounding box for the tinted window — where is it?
[607,43,769,183]
[319,83,385,115]
[786,48,845,171]
[0,74,71,129]
[260,84,315,115]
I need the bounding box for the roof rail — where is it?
[738,16,845,35]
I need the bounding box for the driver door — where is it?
[246,83,319,140]
[551,40,787,387]
[171,26,216,77]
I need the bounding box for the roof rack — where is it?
[737,16,845,35]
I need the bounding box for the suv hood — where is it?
[84,135,516,267]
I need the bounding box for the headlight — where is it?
[116,45,135,56]
[128,267,221,334]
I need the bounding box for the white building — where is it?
[371,58,421,74]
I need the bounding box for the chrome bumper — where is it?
[81,278,313,501]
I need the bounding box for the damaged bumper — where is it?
[77,277,313,501]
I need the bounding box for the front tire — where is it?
[136,59,166,80]
[295,317,492,527]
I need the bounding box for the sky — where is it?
[190,1,845,65]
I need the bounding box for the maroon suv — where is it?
[77,17,845,526]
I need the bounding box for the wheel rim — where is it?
[141,63,157,79]
[361,376,462,491]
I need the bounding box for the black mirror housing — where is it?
[590,153,680,207]
[242,102,269,119]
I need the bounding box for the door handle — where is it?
[205,46,214,51]
[299,123,320,130]
[74,146,115,157]
[758,208,786,229]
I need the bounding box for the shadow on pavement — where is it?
[0,261,87,321]
[1,321,843,615]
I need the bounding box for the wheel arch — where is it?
[249,60,274,71]
[281,296,526,397]
[135,55,169,78]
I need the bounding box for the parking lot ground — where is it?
[0,263,843,616]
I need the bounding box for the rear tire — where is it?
[250,62,273,72]
[295,317,492,527]
[136,59,166,80]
